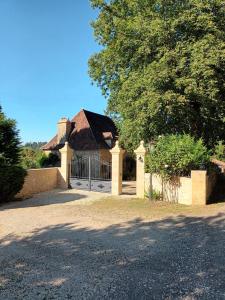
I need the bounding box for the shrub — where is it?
[20,147,40,169]
[20,147,54,169]
[0,166,27,202]
[145,189,162,201]
[146,134,211,179]
[38,152,60,168]
[213,141,225,161]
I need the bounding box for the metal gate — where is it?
[69,155,111,193]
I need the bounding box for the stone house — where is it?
[41,109,117,162]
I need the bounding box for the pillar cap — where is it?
[110,140,125,154]
[59,141,72,153]
[134,140,146,155]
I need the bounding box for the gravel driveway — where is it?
[0,189,225,299]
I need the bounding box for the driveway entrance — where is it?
[69,155,111,193]
[1,189,225,299]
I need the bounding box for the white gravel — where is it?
[1,189,225,299]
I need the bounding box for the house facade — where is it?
[41,109,117,163]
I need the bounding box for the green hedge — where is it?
[146,134,211,179]
[0,166,27,202]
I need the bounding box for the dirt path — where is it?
[1,189,225,299]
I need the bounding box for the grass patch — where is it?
[89,197,192,219]
[87,196,225,220]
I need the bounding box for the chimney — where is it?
[57,117,71,144]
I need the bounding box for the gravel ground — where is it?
[0,188,225,299]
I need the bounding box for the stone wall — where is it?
[145,171,216,205]
[145,173,192,205]
[17,168,58,198]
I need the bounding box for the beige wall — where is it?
[145,173,192,205]
[145,172,216,205]
[110,141,125,195]
[17,168,58,198]
[191,171,207,205]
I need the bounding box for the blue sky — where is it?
[0,0,105,143]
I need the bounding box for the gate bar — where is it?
[88,156,91,191]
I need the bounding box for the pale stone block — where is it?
[59,142,73,188]
[110,141,125,195]
[145,173,192,205]
[191,170,207,205]
[134,141,146,198]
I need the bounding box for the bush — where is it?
[38,152,60,168]
[213,141,225,161]
[20,147,40,169]
[145,189,162,201]
[146,134,211,179]
[0,166,27,202]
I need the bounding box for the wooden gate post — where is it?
[59,142,73,188]
[134,141,146,198]
[110,141,125,195]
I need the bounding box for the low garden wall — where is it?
[145,171,216,205]
[145,173,192,205]
[17,168,59,198]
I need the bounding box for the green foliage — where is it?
[38,152,48,167]
[0,106,21,165]
[23,141,47,150]
[89,0,225,150]
[38,153,60,168]
[146,134,210,178]
[145,189,162,201]
[213,141,225,161]
[0,166,27,202]
[21,147,44,169]
[0,105,27,202]
[20,147,60,169]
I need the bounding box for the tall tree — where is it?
[89,0,225,150]
[0,106,26,202]
[0,106,21,165]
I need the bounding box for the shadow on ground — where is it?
[1,213,225,299]
[0,190,88,210]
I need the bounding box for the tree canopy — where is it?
[89,0,225,150]
[24,141,47,150]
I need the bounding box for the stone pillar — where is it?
[134,141,146,198]
[58,142,73,188]
[110,141,125,195]
[191,170,207,205]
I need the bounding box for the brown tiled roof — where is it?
[42,109,117,151]
[41,135,65,151]
[41,135,57,150]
